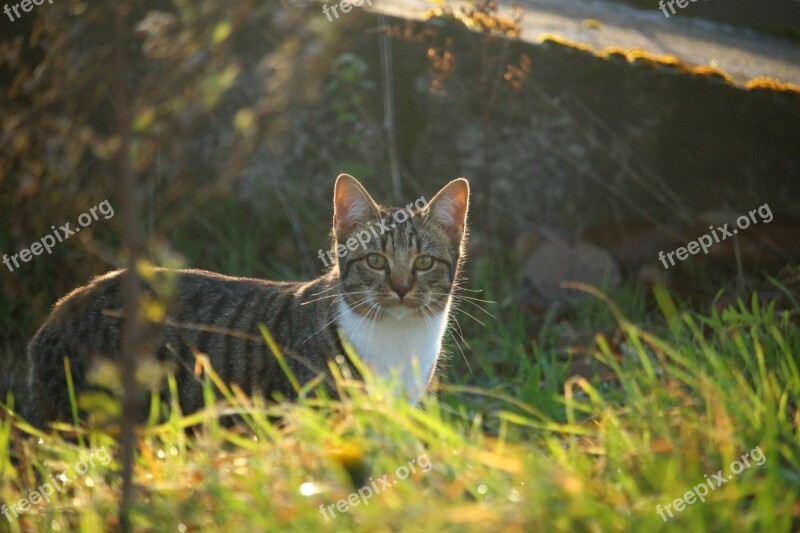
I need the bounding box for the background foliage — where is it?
[1,1,799,530]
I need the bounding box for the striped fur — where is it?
[25,175,469,426]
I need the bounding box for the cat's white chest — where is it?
[336,300,449,403]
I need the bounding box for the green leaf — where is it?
[212,21,233,44]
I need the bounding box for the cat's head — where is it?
[331,174,469,320]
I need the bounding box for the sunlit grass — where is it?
[1,281,798,531]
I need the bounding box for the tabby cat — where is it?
[25,175,469,427]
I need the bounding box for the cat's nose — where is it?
[392,282,413,299]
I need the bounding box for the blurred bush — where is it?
[0,0,344,401]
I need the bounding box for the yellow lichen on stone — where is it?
[746,76,800,94]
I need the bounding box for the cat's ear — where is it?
[333,174,380,236]
[427,178,469,239]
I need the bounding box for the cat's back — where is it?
[34,268,289,331]
[29,268,300,354]
[25,268,320,425]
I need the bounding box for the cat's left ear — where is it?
[426,178,470,239]
[333,174,381,237]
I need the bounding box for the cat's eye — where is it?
[366,253,387,269]
[414,255,434,271]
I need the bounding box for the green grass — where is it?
[1,275,798,531]
[1,204,799,531]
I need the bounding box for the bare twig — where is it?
[113,3,142,530]
[378,15,403,202]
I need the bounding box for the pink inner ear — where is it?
[334,204,354,235]
[334,184,353,234]
[448,210,465,236]
[335,184,371,235]
[435,191,468,237]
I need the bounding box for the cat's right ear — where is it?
[427,178,470,239]
[333,174,380,237]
